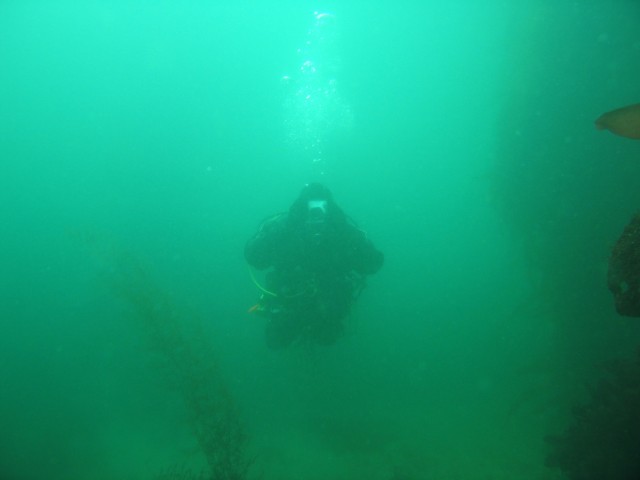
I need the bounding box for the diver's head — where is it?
[304,198,329,242]
[299,183,332,203]
[289,183,341,241]
[306,198,328,223]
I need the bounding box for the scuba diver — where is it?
[245,183,384,349]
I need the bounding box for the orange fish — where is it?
[247,304,260,314]
[595,103,640,139]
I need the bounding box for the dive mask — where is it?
[307,200,328,223]
[305,199,328,241]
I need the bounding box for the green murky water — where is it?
[2,2,640,479]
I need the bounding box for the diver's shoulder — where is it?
[257,212,288,234]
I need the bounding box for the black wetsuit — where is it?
[245,194,383,348]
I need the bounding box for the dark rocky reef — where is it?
[608,212,640,317]
[545,348,640,479]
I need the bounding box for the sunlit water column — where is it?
[282,11,353,178]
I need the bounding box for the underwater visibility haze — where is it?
[2,1,640,479]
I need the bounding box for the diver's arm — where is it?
[357,239,384,275]
[348,226,384,275]
[244,215,284,270]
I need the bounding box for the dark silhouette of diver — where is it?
[245,183,384,349]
